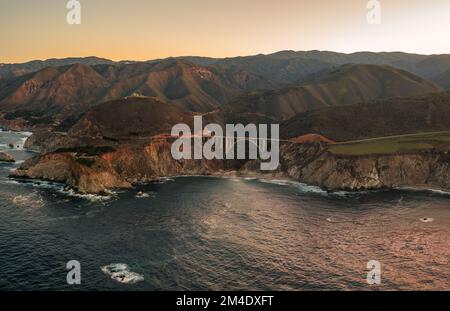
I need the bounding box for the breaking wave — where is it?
[6,179,115,202]
[12,193,45,209]
[135,191,156,198]
[101,264,144,284]
[420,217,435,223]
[154,177,175,184]
[397,186,450,197]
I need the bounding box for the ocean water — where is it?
[0,130,449,290]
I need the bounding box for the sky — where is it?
[0,0,449,63]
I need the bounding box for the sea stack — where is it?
[0,152,15,163]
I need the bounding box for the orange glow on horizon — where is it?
[1,0,449,63]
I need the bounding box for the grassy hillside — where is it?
[329,132,450,155]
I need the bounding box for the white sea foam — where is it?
[397,186,450,196]
[420,217,435,223]
[136,192,150,198]
[255,178,376,198]
[101,264,144,284]
[155,177,175,184]
[135,191,156,198]
[6,178,114,202]
[258,178,331,195]
[428,189,450,196]
[2,131,33,150]
[294,183,329,195]
[258,179,292,186]
[63,188,115,202]
[12,193,45,209]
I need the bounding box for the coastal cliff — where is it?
[11,139,450,194]
[9,96,450,194]
[280,143,450,191]
[12,138,238,194]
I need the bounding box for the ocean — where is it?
[0,130,449,290]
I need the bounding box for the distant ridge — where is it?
[0,57,115,80]
[1,50,449,131]
[228,64,442,120]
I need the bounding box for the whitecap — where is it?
[155,177,175,184]
[258,179,291,186]
[420,217,434,223]
[428,189,450,196]
[294,183,329,195]
[12,193,45,209]
[62,188,115,202]
[257,178,331,195]
[6,178,114,202]
[101,264,144,284]
[135,191,156,198]
[397,186,450,197]
[136,192,149,198]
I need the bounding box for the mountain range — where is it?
[3,50,450,85]
[2,50,450,131]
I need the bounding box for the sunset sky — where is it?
[1,0,449,63]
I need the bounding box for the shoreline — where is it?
[4,129,450,197]
[8,172,450,199]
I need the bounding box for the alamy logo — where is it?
[171,116,280,171]
[66,260,81,285]
[366,260,381,285]
[366,0,381,25]
[66,0,81,25]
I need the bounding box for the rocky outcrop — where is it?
[10,139,450,194]
[0,152,15,163]
[12,138,240,194]
[280,143,450,191]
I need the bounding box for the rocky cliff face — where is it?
[11,139,450,194]
[0,152,15,163]
[12,138,240,194]
[280,143,450,191]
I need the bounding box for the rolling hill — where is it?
[68,97,195,140]
[433,69,450,90]
[281,91,450,141]
[228,64,442,121]
[0,59,275,130]
[0,57,115,80]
